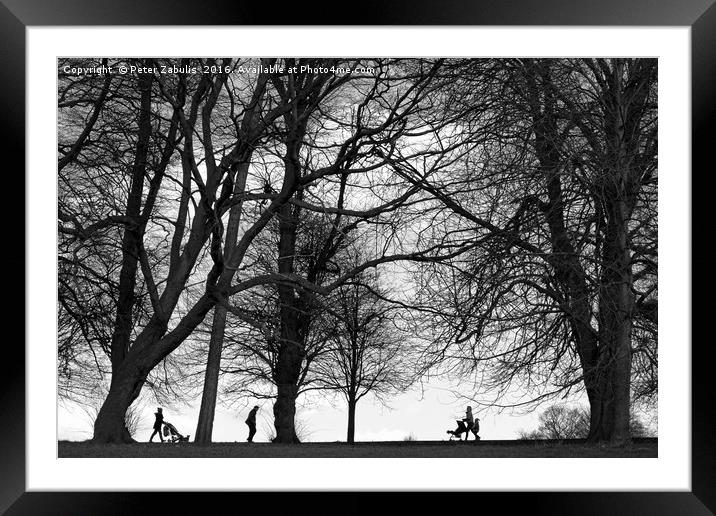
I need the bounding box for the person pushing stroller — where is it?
[149,407,190,443]
[463,406,475,439]
[446,406,481,441]
[149,407,164,442]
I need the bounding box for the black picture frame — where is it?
[2,1,712,514]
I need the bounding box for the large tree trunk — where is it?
[586,386,606,442]
[272,311,305,444]
[93,361,147,443]
[591,197,634,446]
[585,331,632,445]
[273,382,301,444]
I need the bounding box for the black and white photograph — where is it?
[56,57,659,459]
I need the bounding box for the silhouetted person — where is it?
[245,405,259,442]
[149,407,164,442]
[462,406,474,441]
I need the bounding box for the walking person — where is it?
[245,405,259,443]
[463,406,475,441]
[149,407,164,443]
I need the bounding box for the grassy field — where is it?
[58,438,657,458]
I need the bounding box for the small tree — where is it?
[314,269,413,443]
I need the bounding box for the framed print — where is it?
[2,0,713,513]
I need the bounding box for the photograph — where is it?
[2,7,709,511]
[56,57,658,460]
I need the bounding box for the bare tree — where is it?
[314,268,413,443]
[518,404,652,440]
[400,58,657,445]
[59,57,325,442]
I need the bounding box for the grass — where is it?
[58,438,657,458]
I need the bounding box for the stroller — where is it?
[162,421,190,442]
[447,418,481,441]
